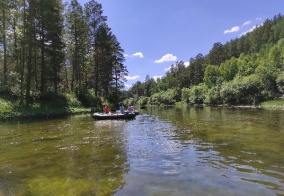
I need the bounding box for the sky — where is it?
[75,0,284,89]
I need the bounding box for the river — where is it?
[0,106,283,195]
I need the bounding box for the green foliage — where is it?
[262,100,284,108]
[204,65,221,88]
[272,17,284,41]
[38,91,99,110]
[126,36,284,106]
[236,53,258,77]
[39,92,70,108]
[123,97,135,106]
[255,64,278,97]
[174,101,188,108]
[241,74,264,104]
[0,98,13,113]
[0,86,12,99]
[150,89,178,105]
[0,92,91,120]
[181,88,190,104]
[206,86,222,105]
[268,45,282,68]
[207,42,229,66]
[138,96,150,106]
[220,81,243,105]
[181,84,207,104]
[76,88,100,107]
[276,71,284,93]
[189,54,206,85]
[220,75,264,105]
[220,57,238,81]
[2,5,284,109]
[64,93,82,108]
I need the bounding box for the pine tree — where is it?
[65,0,88,92]
[85,0,107,96]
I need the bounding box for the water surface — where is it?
[0,107,283,195]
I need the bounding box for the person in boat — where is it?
[102,104,110,114]
[127,105,134,112]
[119,102,125,114]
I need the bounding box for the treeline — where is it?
[125,14,284,106]
[0,0,127,107]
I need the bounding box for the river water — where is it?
[0,107,283,195]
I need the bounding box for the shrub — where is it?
[242,74,264,104]
[138,96,149,106]
[40,92,69,108]
[220,75,264,105]
[64,93,82,107]
[206,86,222,105]
[76,88,100,107]
[182,84,207,104]
[276,71,284,93]
[181,88,190,104]
[149,89,178,105]
[0,98,13,113]
[220,81,242,105]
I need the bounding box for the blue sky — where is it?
[76,0,284,89]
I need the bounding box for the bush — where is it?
[276,71,284,93]
[76,88,100,107]
[0,98,13,113]
[181,84,207,104]
[150,89,178,105]
[123,97,135,106]
[242,74,264,104]
[138,96,149,106]
[220,81,243,105]
[206,86,222,105]
[220,75,264,105]
[64,93,82,107]
[40,92,69,108]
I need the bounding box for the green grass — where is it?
[261,100,284,109]
[0,93,93,120]
[0,105,91,120]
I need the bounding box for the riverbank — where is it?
[0,93,96,121]
[261,99,284,109]
[0,106,91,121]
[2,98,284,121]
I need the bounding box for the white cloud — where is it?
[125,75,140,80]
[242,21,251,26]
[154,53,177,63]
[164,66,171,72]
[124,52,144,58]
[132,52,144,58]
[124,84,132,90]
[240,25,258,36]
[184,61,190,67]
[153,75,163,81]
[224,26,240,34]
[256,17,262,21]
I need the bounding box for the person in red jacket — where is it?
[102,104,110,113]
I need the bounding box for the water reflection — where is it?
[0,115,129,195]
[130,106,284,195]
[0,108,284,195]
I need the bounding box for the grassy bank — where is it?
[0,92,100,121]
[0,105,91,120]
[261,100,284,109]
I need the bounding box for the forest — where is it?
[0,0,127,113]
[125,14,284,107]
[1,1,284,119]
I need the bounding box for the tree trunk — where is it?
[2,1,8,86]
